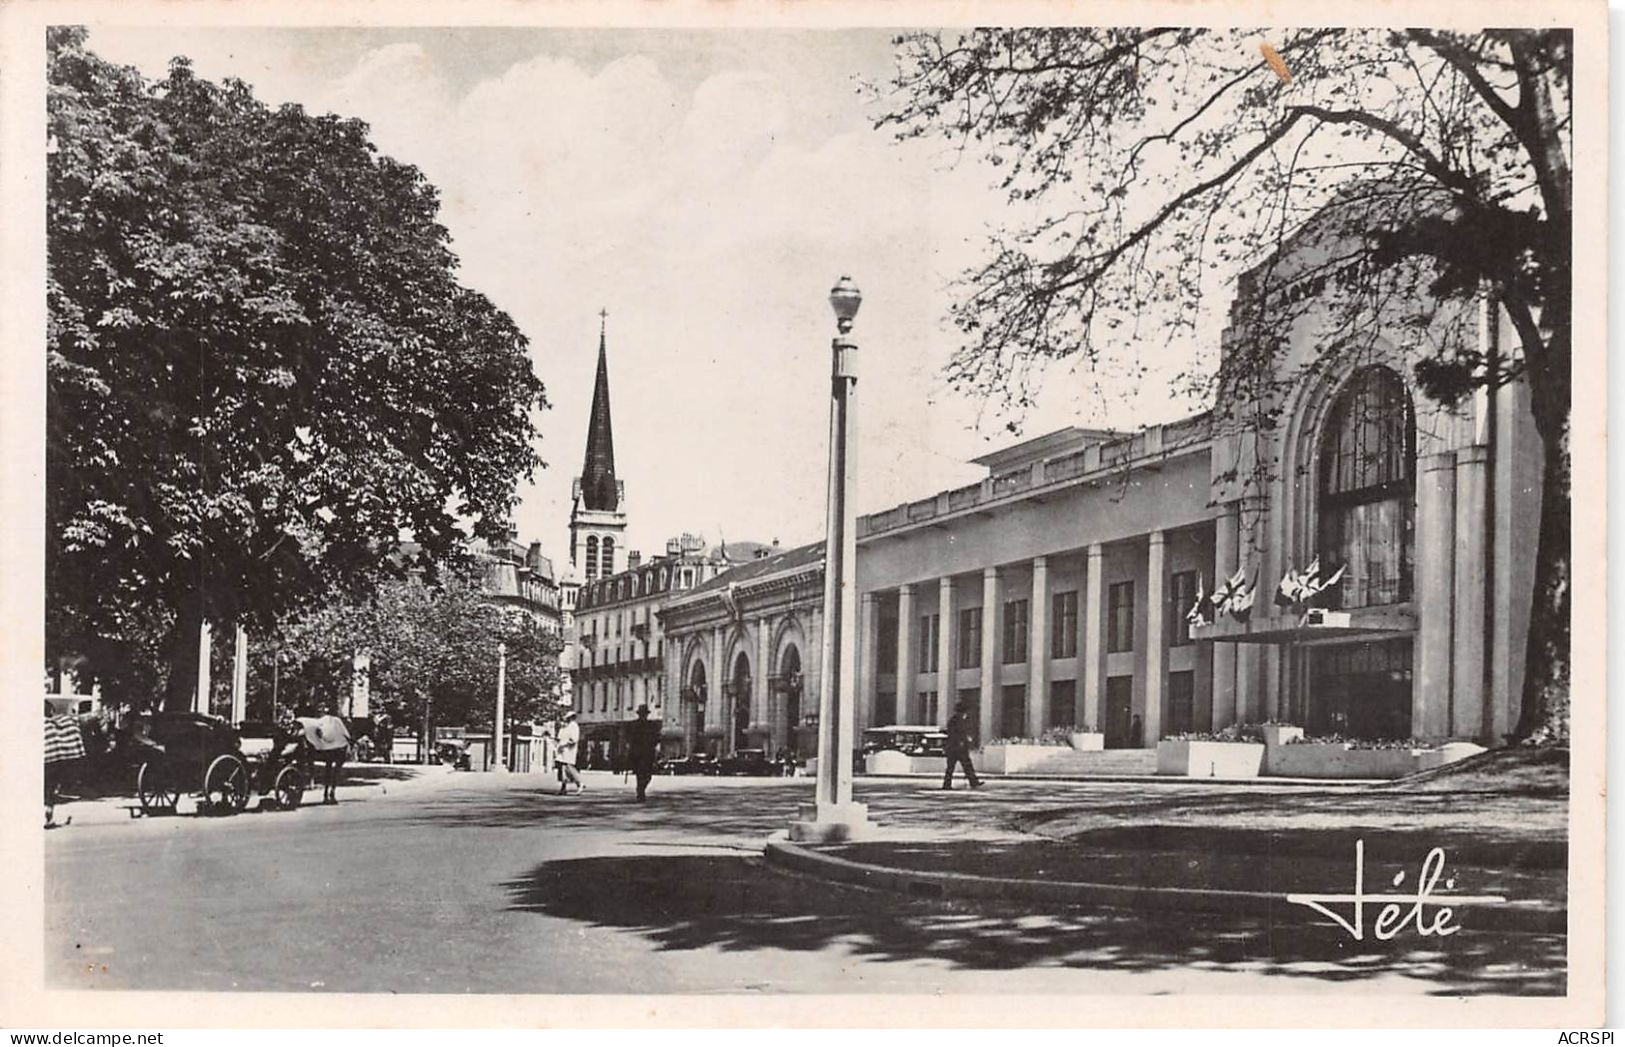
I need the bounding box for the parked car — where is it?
[658,753,720,776]
[861,725,948,757]
[717,748,778,777]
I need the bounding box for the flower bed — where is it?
[1266,734,1486,779]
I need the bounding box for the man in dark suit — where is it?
[628,704,662,801]
[942,699,983,790]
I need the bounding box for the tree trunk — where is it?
[1512,388,1571,745]
[161,593,204,712]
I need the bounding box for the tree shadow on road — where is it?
[501,853,1564,996]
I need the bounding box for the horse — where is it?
[294,715,351,804]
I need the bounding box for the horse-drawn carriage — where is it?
[127,712,308,816]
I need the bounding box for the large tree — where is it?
[259,567,566,744]
[876,28,1572,743]
[47,28,547,709]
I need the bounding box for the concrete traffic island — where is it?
[762,825,1567,935]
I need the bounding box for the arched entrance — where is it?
[1307,365,1416,737]
[730,652,751,753]
[683,660,708,756]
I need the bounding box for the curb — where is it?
[860,773,1386,787]
[762,832,1565,935]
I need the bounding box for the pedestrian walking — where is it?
[556,712,583,795]
[942,699,983,790]
[628,704,660,801]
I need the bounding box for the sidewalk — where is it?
[45,761,458,829]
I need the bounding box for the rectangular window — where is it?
[919,614,940,672]
[875,691,897,726]
[1051,590,1079,659]
[1108,581,1136,654]
[958,607,983,669]
[1002,599,1029,664]
[1169,571,1199,647]
[1049,679,1077,729]
[878,614,898,674]
[1167,671,1196,737]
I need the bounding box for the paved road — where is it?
[45,770,1563,995]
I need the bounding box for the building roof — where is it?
[680,540,823,599]
[578,315,619,512]
[969,427,1124,473]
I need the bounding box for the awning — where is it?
[1192,606,1416,646]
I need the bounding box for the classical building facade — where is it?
[659,541,824,759]
[852,238,1541,750]
[652,212,1543,757]
[571,535,737,763]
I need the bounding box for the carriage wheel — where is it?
[202,754,250,815]
[273,764,306,810]
[137,762,179,815]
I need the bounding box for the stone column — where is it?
[978,567,1000,746]
[1025,556,1050,737]
[1415,452,1457,738]
[1144,531,1167,745]
[936,576,956,727]
[709,626,726,750]
[858,594,879,732]
[755,616,772,743]
[1235,497,1265,723]
[1083,544,1107,732]
[231,626,250,723]
[1452,445,1489,738]
[1211,508,1239,729]
[347,648,369,721]
[895,583,916,723]
[195,621,212,716]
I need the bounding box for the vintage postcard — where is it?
[0,0,1608,1029]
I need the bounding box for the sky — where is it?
[84,25,1212,570]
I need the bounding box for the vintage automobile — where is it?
[861,725,949,757]
[717,748,778,777]
[658,753,720,776]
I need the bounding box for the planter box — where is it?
[1267,739,1486,779]
[976,743,1068,775]
[1068,732,1105,751]
[1156,739,1264,778]
[864,751,946,775]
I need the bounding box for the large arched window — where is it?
[1317,366,1415,608]
[600,537,615,579]
[585,536,600,582]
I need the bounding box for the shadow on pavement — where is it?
[828,826,1565,900]
[501,852,1565,996]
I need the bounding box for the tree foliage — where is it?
[876,28,1571,741]
[255,565,566,735]
[47,28,548,709]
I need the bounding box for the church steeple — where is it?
[569,310,628,581]
[580,309,619,512]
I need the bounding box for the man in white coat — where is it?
[556,711,583,795]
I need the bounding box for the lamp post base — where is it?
[788,801,874,843]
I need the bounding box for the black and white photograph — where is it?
[0,0,1608,1030]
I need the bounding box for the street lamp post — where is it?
[790,275,875,843]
